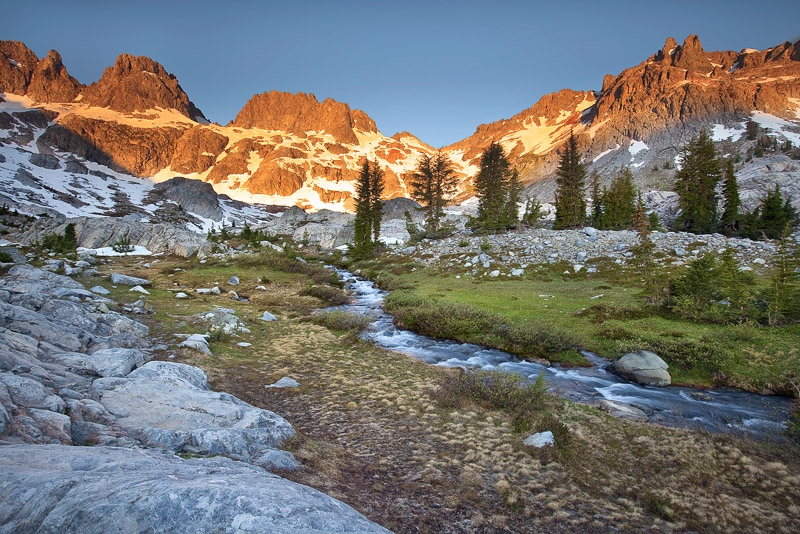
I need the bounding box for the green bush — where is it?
[301,284,349,305]
[435,369,550,413]
[41,223,77,254]
[111,236,135,254]
[310,311,371,333]
[0,251,12,263]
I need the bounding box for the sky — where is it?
[3,0,800,147]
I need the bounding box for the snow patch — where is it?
[592,144,620,163]
[81,246,154,257]
[751,111,800,145]
[711,123,746,142]
[628,140,648,157]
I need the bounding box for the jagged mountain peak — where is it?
[80,53,206,121]
[232,90,377,145]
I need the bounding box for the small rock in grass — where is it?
[175,292,188,299]
[237,342,252,347]
[90,286,110,295]
[111,273,151,286]
[228,276,240,285]
[129,285,150,295]
[259,311,277,322]
[523,431,554,448]
[266,377,300,388]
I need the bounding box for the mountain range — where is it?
[1,35,799,218]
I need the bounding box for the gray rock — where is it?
[175,292,188,299]
[149,176,224,221]
[0,445,390,533]
[65,158,89,174]
[111,273,151,286]
[93,361,295,458]
[511,268,524,276]
[611,350,671,386]
[266,377,300,389]
[192,309,246,334]
[259,310,277,322]
[0,373,65,413]
[523,431,554,448]
[30,152,61,169]
[85,348,149,377]
[595,399,648,422]
[228,275,240,285]
[128,285,150,295]
[252,448,303,471]
[179,334,213,356]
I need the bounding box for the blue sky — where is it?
[3,0,799,147]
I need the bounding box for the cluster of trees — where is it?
[352,159,385,256]
[675,130,797,238]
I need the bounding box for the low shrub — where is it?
[434,368,550,414]
[301,284,349,305]
[310,311,372,333]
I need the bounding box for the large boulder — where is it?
[92,361,295,460]
[0,444,391,534]
[610,350,671,386]
[147,176,224,221]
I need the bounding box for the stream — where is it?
[330,267,794,434]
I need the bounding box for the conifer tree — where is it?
[720,158,740,234]
[589,170,602,227]
[554,131,587,229]
[473,142,511,231]
[505,168,523,227]
[599,167,637,230]
[409,151,458,230]
[522,196,543,227]
[630,199,669,306]
[353,160,373,254]
[674,130,722,234]
[370,162,385,243]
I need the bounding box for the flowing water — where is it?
[330,268,793,434]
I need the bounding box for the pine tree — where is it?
[473,142,511,231]
[630,199,669,307]
[353,160,373,254]
[718,248,755,319]
[505,168,523,227]
[522,196,543,227]
[766,225,800,325]
[720,158,740,234]
[409,151,458,230]
[553,131,587,229]
[370,162,385,243]
[589,170,602,227]
[746,185,797,239]
[674,130,722,234]
[599,167,637,230]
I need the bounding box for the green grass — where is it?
[366,264,800,393]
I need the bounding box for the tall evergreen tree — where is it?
[589,170,602,227]
[720,158,740,234]
[599,167,637,230]
[674,130,722,234]
[505,168,523,227]
[353,160,373,254]
[553,131,587,229]
[746,185,798,239]
[473,142,511,231]
[409,151,458,229]
[370,162,385,243]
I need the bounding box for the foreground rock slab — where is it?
[0,444,390,534]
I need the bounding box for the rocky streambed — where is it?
[0,264,388,533]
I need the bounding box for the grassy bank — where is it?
[346,254,800,394]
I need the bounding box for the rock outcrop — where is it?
[25,49,83,104]
[0,445,390,533]
[233,90,377,145]
[147,176,224,221]
[80,53,206,121]
[169,125,229,174]
[17,217,212,257]
[0,265,387,533]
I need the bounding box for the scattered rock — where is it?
[690,392,713,402]
[266,377,300,389]
[228,275,240,285]
[178,334,213,356]
[175,292,188,298]
[259,311,277,322]
[86,347,149,377]
[595,399,648,422]
[523,431,554,448]
[111,273,151,286]
[129,285,150,295]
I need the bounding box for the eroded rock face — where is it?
[0,445,391,534]
[80,53,206,121]
[170,126,228,175]
[0,40,39,95]
[26,49,83,103]
[233,90,377,145]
